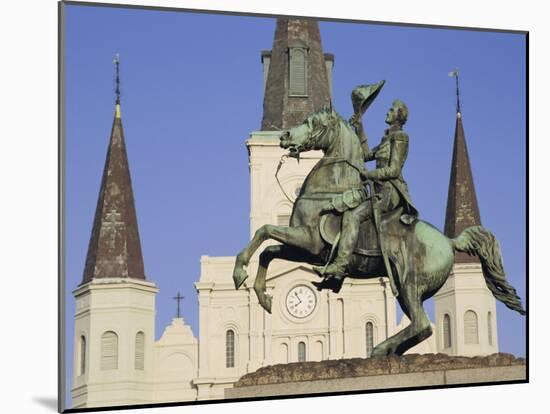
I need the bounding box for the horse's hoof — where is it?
[312,277,343,293]
[312,266,325,277]
[233,267,248,290]
[260,294,273,313]
[371,346,392,358]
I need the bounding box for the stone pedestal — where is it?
[225,353,526,399]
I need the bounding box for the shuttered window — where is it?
[464,311,479,344]
[289,49,307,95]
[80,336,86,375]
[101,331,118,370]
[366,322,374,357]
[135,332,145,370]
[488,312,493,346]
[226,330,235,368]
[298,341,306,362]
[443,314,452,349]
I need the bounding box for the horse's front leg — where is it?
[253,244,320,312]
[233,224,320,290]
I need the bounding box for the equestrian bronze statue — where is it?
[232,81,525,357]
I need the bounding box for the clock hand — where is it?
[294,292,302,304]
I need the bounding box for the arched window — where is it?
[280,343,289,363]
[488,312,493,346]
[135,332,145,370]
[464,310,479,344]
[365,322,374,357]
[289,48,307,95]
[101,331,118,370]
[79,336,86,375]
[314,340,324,361]
[443,314,452,349]
[226,330,235,368]
[298,341,306,362]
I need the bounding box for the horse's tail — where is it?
[451,226,526,315]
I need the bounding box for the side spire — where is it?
[444,71,482,263]
[260,18,333,131]
[81,55,146,283]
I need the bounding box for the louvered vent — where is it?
[443,314,452,349]
[298,341,306,362]
[277,214,291,226]
[464,310,479,344]
[488,312,493,346]
[289,49,307,95]
[365,322,374,357]
[135,331,145,370]
[226,330,235,368]
[80,336,86,375]
[101,331,118,370]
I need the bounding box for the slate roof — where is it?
[261,18,332,131]
[81,103,146,283]
[444,112,482,263]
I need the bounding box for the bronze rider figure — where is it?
[313,99,418,292]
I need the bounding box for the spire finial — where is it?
[113,53,121,105]
[448,69,461,116]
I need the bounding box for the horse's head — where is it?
[279,106,342,157]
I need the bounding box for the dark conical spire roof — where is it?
[81,102,146,283]
[444,110,482,263]
[261,18,332,130]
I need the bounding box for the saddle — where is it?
[320,213,382,256]
[319,206,417,256]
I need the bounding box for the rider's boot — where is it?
[312,212,360,292]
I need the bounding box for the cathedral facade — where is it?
[71,18,498,409]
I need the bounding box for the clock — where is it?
[285,285,317,318]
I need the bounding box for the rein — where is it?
[275,113,368,203]
[275,155,368,204]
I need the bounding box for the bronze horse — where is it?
[232,106,525,356]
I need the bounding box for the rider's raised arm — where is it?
[365,132,409,181]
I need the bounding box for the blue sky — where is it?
[64,3,526,402]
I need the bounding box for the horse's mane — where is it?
[310,106,356,138]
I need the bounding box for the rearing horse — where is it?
[232,106,525,356]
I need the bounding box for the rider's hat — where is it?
[351,80,386,116]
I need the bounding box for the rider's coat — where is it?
[364,124,418,219]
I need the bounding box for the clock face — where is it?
[286,285,317,318]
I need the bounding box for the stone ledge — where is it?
[232,353,525,388]
[226,364,526,399]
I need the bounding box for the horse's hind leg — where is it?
[371,276,432,356]
[254,244,318,313]
[233,224,319,289]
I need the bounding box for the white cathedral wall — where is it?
[194,251,397,400]
[434,263,499,356]
[72,278,158,408]
[152,318,199,402]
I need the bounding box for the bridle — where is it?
[275,112,368,203]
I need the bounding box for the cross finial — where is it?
[173,291,184,318]
[448,69,461,115]
[113,53,121,104]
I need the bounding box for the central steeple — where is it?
[260,18,334,131]
[81,56,146,283]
